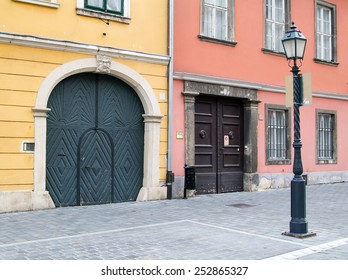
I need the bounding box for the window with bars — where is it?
[317,112,336,162]
[200,0,234,43]
[315,1,337,63]
[266,105,291,164]
[265,0,290,53]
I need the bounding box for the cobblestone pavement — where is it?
[0,183,347,260]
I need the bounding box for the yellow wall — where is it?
[0,0,169,191]
[1,0,168,55]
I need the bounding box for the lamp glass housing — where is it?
[282,23,307,60]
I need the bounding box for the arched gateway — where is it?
[33,57,164,208]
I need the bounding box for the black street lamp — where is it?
[281,22,316,238]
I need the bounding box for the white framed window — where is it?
[85,0,123,15]
[200,0,235,44]
[315,1,337,63]
[76,0,130,22]
[264,0,290,53]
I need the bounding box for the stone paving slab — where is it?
[0,183,348,260]
[0,220,304,260]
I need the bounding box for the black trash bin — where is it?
[184,165,196,198]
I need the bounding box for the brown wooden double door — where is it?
[195,95,244,194]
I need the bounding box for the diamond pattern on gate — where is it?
[47,74,96,206]
[46,127,79,206]
[79,130,113,204]
[98,75,144,202]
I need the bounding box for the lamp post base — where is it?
[283,178,317,238]
[282,231,317,239]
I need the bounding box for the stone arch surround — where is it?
[31,57,165,210]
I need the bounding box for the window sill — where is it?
[261,48,286,57]
[314,58,339,67]
[266,159,291,165]
[76,8,131,24]
[13,0,60,8]
[317,159,337,164]
[198,35,237,47]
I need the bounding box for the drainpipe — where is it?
[166,0,175,199]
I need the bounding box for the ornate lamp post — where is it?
[281,22,316,238]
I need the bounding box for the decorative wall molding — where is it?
[96,54,112,74]
[0,32,170,65]
[13,0,60,9]
[175,72,348,101]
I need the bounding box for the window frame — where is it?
[263,0,291,54]
[265,104,291,165]
[76,0,130,23]
[199,0,237,46]
[314,0,338,65]
[316,109,337,164]
[84,0,124,16]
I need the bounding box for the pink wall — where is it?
[172,80,186,176]
[173,0,348,178]
[174,0,288,87]
[258,91,348,174]
[174,0,348,93]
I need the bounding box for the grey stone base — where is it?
[136,184,168,201]
[171,176,185,198]
[0,191,55,213]
[172,171,348,196]
[257,171,348,190]
[243,173,259,192]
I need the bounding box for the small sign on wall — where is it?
[224,135,229,147]
[23,142,35,152]
[176,131,184,140]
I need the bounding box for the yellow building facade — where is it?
[0,0,169,212]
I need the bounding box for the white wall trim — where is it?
[0,32,169,65]
[13,0,60,8]
[33,57,163,207]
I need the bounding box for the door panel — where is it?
[195,97,217,193]
[195,95,244,194]
[98,75,145,202]
[46,74,95,206]
[219,102,243,192]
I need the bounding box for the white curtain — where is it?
[107,0,122,12]
[87,0,103,9]
[87,0,122,12]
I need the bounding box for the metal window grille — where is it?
[268,110,287,160]
[318,114,333,159]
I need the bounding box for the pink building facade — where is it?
[170,0,348,197]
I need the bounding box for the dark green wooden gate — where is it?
[46,73,144,206]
